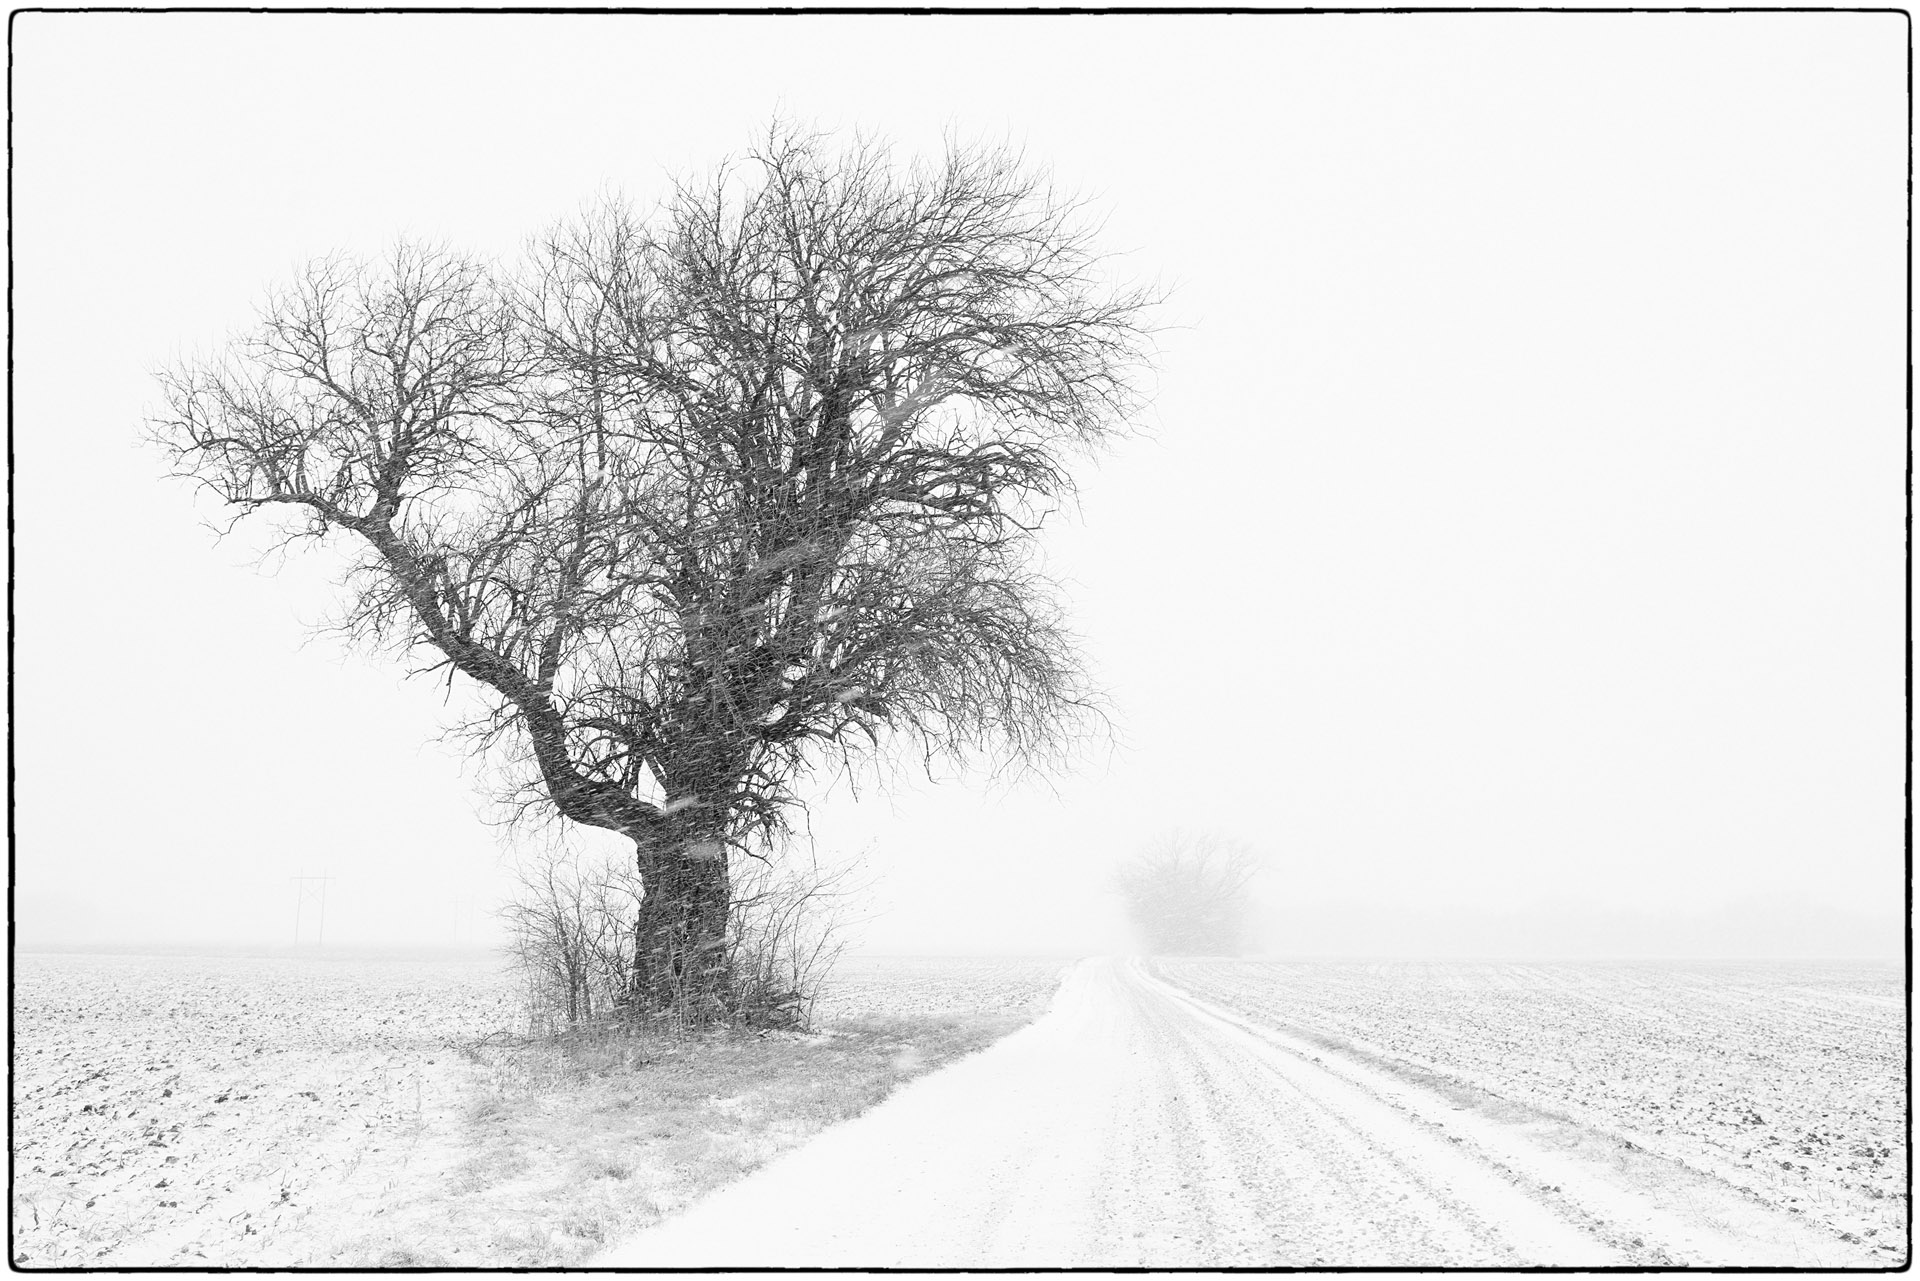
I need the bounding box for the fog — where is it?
[12,13,1906,962]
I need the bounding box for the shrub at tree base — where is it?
[504,843,859,1035]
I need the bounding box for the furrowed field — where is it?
[11,951,1067,1268]
[1153,958,1908,1261]
[15,953,1905,1268]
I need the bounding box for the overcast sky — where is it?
[12,12,1907,959]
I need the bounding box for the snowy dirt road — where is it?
[595,957,1884,1269]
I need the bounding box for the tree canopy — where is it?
[154,126,1157,1012]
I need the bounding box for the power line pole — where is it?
[290,872,337,947]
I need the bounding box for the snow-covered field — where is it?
[1153,957,1907,1259]
[12,952,523,1267]
[13,951,1903,1267]
[10,950,1065,1268]
[814,954,1070,1025]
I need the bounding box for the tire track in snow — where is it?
[1122,960,1626,1265]
[593,957,1880,1268]
[1114,966,1504,1263]
[1140,961,1882,1268]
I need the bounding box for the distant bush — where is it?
[1113,831,1260,956]
[502,842,861,1035]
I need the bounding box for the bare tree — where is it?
[153,124,1157,1018]
[1114,832,1261,956]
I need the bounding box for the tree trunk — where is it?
[630,822,732,1022]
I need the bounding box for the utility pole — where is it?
[290,872,337,947]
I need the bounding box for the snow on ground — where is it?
[11,952,523,1267]
[1152,957,1906,1258]
[597,956,1903,1269]
[813,954,1070,1025]
[15,950,1903,1268]
[9,949,1066,1267]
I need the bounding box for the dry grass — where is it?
[311,1014,1036,1268]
